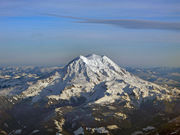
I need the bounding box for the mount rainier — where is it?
[0,54,179,135]
[14,54,175,106]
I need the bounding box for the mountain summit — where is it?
[17,54,173,106]
[62,54,128,84]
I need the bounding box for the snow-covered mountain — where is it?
[0,54,180,135]
[9,54,177,107]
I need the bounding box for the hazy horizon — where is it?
[0,53,180,68]
[0,0,180,67]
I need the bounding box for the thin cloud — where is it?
[77,19,180,31]
[46,14,180,31]
[44,13,87,20]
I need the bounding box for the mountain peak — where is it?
[79,54,103,61]
[62,54,128,85]
[74,54,116,68]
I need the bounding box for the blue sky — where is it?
[0,0,180,67]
